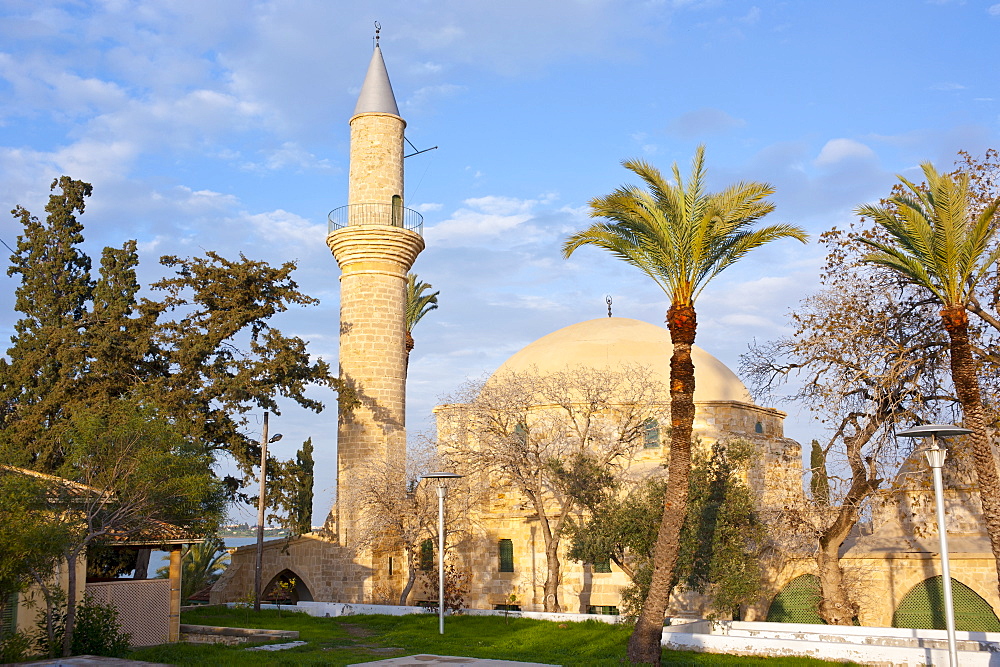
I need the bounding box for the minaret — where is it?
[327,38,424,552]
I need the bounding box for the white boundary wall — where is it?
[663,620,1000,666]
[293,601,625,625]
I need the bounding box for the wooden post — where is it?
[168,547,182,642]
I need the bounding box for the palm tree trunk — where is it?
[941,305,1000,600]
[628,303,696,666]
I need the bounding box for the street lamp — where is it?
[420,471,463,634]
[896,423,972,667]
[254,411,283,612]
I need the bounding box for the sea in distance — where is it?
[150,534,281,574]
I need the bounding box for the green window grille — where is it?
[766,574,824,624]
[588,605,620,616]
[893,576,1000,632]
[592,559,612,573]
[420,539,434,571]
[0,591,16,640]
[755,421,764,434]
[643,418,660,449]
[498,538,514,572]
[514,422,528,445]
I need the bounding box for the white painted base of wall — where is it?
[292,601,625,625]
[663,620,1000,666]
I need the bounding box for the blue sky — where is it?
[1,1,998,525]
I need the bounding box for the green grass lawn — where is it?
[128,607,857,666]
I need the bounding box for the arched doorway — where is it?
[262,569,313,604]
[893,576,1000,632]
[766,574,823,624]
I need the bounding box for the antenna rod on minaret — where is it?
[374,21,381,49]
[606,295,613,318]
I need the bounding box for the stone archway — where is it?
[262,569,313,604]
[893,576,1000,632]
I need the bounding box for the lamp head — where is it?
[268,433,283,443]
[421,471,463,480]
[896,424,972,440]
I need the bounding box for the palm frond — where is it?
[856,161,1000,308]
[405,273,440,332]
[566,147,807,309]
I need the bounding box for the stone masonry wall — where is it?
[348,113,405,207]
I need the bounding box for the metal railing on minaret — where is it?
[328,203,423,235]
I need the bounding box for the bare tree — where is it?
[743,235,956,624]
[353,442,474,605]
[440,365,668,612]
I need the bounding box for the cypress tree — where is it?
[0,177,94,468]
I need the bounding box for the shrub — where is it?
[33,594,132,658]
[0,632,32,663]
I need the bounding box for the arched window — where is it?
[514,422,528,446]
[498,538,514,572]
[766,574,823,624]
[391,194,403,226]
[755,421,764,434]
[420,539,434,571]
[893,576,1000,632]
[643,418,660,449]
[592,558,612,574]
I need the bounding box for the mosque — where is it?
[212,37,1000,630]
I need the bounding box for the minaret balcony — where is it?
[328,203,423,236]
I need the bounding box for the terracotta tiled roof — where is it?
[0,464,107,498]
[102,518,204,546]
[2,465,203,546]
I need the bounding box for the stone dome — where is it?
[493,317,753,403]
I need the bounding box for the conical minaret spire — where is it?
[326,30,425,603]
[354,43,399,116]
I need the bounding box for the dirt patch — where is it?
[341,623,378,638]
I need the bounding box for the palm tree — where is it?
[405,273,439,359]
[563,146,807,665]
[857,161,1000,599]
[157,536,230,600]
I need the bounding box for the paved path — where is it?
[349,655,559,667]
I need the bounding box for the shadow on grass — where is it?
[128,608,860,666]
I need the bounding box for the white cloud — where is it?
[423,194,566,247]
[246,209,325,245]
[738,6,762,24]
[241,142,333,173]
[930,82,966,91]
[403,83,466,111]
[990,4,1000,15]
[170,187,240,213]
[814,138,876,166]
[463,194,556,216]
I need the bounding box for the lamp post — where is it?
[254,411,283,612]
[896,423,972,667]
[420,471,463,634]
